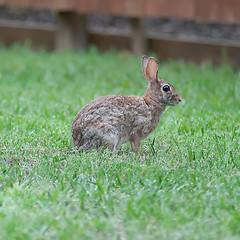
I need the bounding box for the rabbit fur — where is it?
[72,56,181,152]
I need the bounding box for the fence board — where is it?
[1,0,240,23]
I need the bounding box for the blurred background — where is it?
[0,0,240,67]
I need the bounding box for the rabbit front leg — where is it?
[130,135,141,153]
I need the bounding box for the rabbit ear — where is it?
[142,55,149,79]
[145,57,158,82]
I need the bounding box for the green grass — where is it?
[0,45,240,240]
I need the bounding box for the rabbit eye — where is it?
[162,85,170,92]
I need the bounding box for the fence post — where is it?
[55,12,87,51]
[130,18,147,55]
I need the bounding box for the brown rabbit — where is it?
[72,56,181,152]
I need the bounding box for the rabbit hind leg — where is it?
[101,134,119,152]
[79,130,119,152]
[82,134,119,152]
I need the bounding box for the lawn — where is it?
[0,46,239,240]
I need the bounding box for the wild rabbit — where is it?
[72,56,181,152]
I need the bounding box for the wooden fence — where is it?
[0,0,240,66]
[1,0,240,53]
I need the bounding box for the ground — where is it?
[0,46,240,239]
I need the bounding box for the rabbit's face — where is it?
[142,56,181,107]
[149,78,182,106]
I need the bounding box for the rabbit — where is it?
[72,56,181,153]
